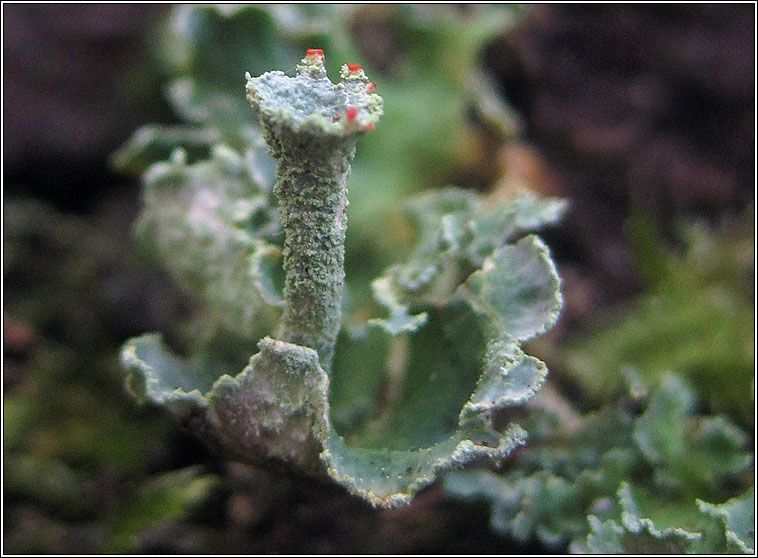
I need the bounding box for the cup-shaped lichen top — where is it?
[246,50,382,141]
[246,51,383,369]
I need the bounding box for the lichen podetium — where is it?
[246,50,383,369]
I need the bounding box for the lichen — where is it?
[246,51,383,368]
[120,50,564,508]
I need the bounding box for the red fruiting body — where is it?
[364,122,375,131]
[347,63,361,72]
[365,82,377,93]
[306,49,317,56]
[315,49,323,56]
[346,107,358,121]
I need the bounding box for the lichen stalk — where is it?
[246,50,383,369]
[268,133,355,369]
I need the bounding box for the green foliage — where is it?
[633,375,750,499]
[563,214,754,425]
[579,483,755,554]
[4,200,217,553]
[104,467,220,553]
[581,483,701,554]
[443,210,754,554]
[3,202,173,480]
[697,487,755,554]
[444,373,754,552]
[4,455,83,515]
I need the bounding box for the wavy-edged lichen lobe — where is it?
[246,51,383,368]
[208,336,330,475]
